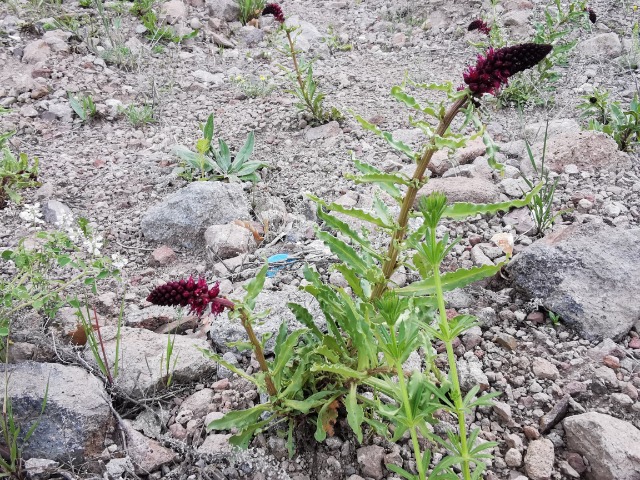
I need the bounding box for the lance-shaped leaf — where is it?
[354,115,418,161]
[309,194,392,229]
[207,404,270,431]
[397,262,507,296]
[316,230,370,272]
[353,157,403,199]
[442,182,543,219]
[346,383,364,443]
[315,205,381,259]
[391,86,440,118]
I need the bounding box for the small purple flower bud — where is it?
[263,3,285,23]
[468,19,491,35]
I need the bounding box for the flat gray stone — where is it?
[508,223,640,341]
[83,326,217,398]
[563,412,640,480]
[141,182,250,249]
[578,33,622,60]
[523,131,630,175]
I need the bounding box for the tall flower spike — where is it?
[463,43,553,96]
[147,276,234,317]
[468,19,491,35]
[263,3,285,23]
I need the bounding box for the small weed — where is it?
[0,375,49,478]
[119,104,157,126]
[548,311,561,326]
[142,10,198,43]
[0,132,40,210]
[280,22,343,125]
[68,92,98,122]
[579,89,640,151]
[174,113,266,182]
[160,330,179,387]
[236,0,265,25]
[79,0,92,8]
[322,25,353,53]
[522,123,569,236]
[130,0,155,17]
[232,74,276,98]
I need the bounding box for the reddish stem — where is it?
[93,306,113,385]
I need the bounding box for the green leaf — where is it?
[234,131,255,170]
[386,464,417,480]
[244,263,268,309]
[207,404,270,431]
[203,114,214,142]
[397,262,507,296]
[314,394,341,442]
[309,195,392,229]
[229,417,272,449]
[310,363,366,380]
[68,94,86,121]
[216,138,231,173]
[354,115,417,160]
[272,329,305,382]
[390,86,439,118]
[315,230,370,272]
[442,183,543,219]
[353,157,402,199]
[287,302,323,339]
[315,205,380,259]
[346,383,364,443]
[234,160,268,177]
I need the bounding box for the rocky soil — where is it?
[1,0,640,479]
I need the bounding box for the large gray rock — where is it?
[507,223,640,341]
[563,412,640,480]
[141,182,250,249]
[83,326,217,398]
[523,131,630,175]
[0,362,112,464]
[578,33,623,60]
[204,223,255,259]
[206,0,239,22]
[208,285,323,354]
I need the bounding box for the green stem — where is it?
[391,330,426,480]
[431,235,471,479]
[371,97,468,301]
[240,308,277,397]
[285,29,315,115]
[4,271,88,317]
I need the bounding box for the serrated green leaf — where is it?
[346,383,364,443]
[287,302,324,339]
[316,230,369,273]
[442,182,543,219]
[397,262,507,296]
[390,86,439,118]
[310,363,366,379]
[207,404,270,431]
[354,115,417,160]
[309,195,392,229]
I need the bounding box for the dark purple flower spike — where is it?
[147,276,234,316]
[463,43,553,96]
